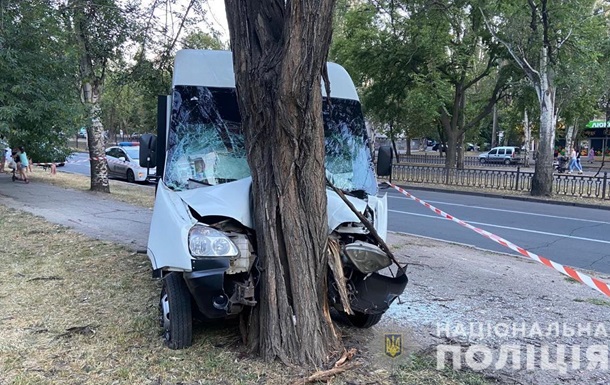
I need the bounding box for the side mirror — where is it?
[376,145,393,178]
[118,156,126,162]
[139,134,157,168]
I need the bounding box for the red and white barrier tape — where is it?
[387,182,610,298]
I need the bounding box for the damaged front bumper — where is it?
[348,267,408,315]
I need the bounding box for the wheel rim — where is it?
[127,170,135,182]
[159,292,170,332]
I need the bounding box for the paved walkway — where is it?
[0,172,151,251]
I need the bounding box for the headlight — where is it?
[188,225,239,257]
[344,242,392,274]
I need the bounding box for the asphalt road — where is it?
[384,187,610,274]
[62,152,94,176]
[60,153,610,274]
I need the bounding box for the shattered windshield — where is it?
[165,85,377,195]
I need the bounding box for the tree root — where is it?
[290,348,360,384]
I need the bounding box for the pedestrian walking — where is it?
[17,146,30,183]
[588,147,595,163]
[575,149,583,174]
[568,147,583,174]
[568,147,577,173]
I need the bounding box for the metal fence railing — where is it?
[396,154,522,167]
[391,164,610,200]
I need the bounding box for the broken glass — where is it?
[165,85,377,196]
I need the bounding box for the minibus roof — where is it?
[172,49,360,101]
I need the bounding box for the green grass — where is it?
[390,352,498,385]
[573,298,610,306]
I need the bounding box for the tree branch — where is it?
[464,54,495,90]
[557,28,573,49]
[479,8,540,82]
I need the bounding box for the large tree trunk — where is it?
[444,132,458,169]
[523,109,530,166]
[492,104,498,148]
[72,1,110,193]
[86,99,110,192]
[225,0,341,366]
[531,49,556,197]
[456,132,465,169]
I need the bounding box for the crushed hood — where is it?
[176,177,367,232]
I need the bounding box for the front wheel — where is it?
[479,158,486,164]
[345,311,383,328]
[159,272,193,349]
[126,169,135,183]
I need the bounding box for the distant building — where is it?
[582,120,610,154]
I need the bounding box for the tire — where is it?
[345,311,383,328]
[126,169,135,183]
[504,158,511,165]
[159,272,193,349]
[479,158,486,164]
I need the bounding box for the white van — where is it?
[479,146,522,165]
[140,50,407,349]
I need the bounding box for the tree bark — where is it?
[456,132,464,170]
[86,100,110,192]
[531,47,555,197]
[444,129,458,169]
[71,0,110,193]
[389,122,400,162]
[225,0,341,366]
[524,109,531,167]
[492,104,498,148]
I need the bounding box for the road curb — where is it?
[390,183,610,211]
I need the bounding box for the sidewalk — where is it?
[0,172,151,251]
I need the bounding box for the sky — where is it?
[204,0,228,40]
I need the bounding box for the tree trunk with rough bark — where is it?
[72,0,110,193]
[524,109,531,167]
[456,133,464,170]
[225,0,341,367]
[86,100,110,192]
[531,48,556,197]
[492,104,498,148]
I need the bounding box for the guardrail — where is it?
[391,164,610,200]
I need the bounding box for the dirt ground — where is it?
[367,233,610,385]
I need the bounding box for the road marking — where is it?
[387,194,610,225]
[389,209,610,245]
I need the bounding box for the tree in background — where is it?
[331,0,511,168]
[225,0,341,366]
[482,0,607,196]
[0,0,84,162]
[61,0,137,192]
[331,2,435,161]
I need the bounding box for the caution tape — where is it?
[387,182,610,298]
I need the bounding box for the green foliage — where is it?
[181,29,226,50]
[0,0,85,159]
[331,0,510,155]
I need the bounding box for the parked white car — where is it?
[105,144,155,183]
[479,146,522,165]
